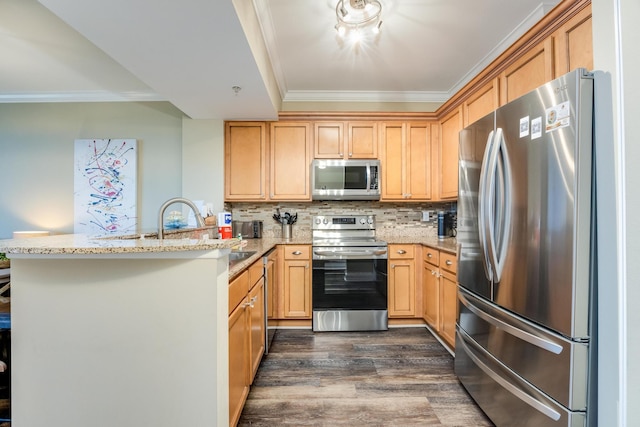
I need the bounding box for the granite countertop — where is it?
[0,226,238,256]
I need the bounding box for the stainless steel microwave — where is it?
[311,159,380,200]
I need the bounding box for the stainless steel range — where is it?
[312,215,388,332]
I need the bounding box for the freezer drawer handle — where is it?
[458,329,562,421]
[459,291,563,355]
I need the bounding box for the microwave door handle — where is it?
[366,165,371,190]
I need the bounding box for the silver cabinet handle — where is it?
[250,296,258,303]
[427,253,433,258]
[339,152,344,157]
[292,251,302,255]
[397,249,406,254]
[445,260,453,266]
[348,152,353,157]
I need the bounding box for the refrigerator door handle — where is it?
[484,128,502,283]
[459,289,564,354]
[478,130,496,282]
[457,328,562,421]
[493,129,512,282]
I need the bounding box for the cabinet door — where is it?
[347,121,378,158]
[406,122,432,200]
[439,107,463,199]
[388,259,416,317]
[270,122,312,201]
[379,122,405,200]
[422,261,440,330]
[440,270,458,349]
[554,4,593,75]
[228,300,250,427]
[464,78,499,127]
[314,122,344,159]
[282,259,311,318]
[266,252,277,320]
[249,278,265,381]
[500,38,554,105]
[225,122,267,201]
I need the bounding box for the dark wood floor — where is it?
[238,327,493,426]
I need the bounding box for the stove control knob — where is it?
[360,218,366,224]
[323,218,329,224]
[315,218,321,225]
[367,218,374,224]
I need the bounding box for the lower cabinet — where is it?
[279,245,311,319]
[228,259,266,427]
[388,244,417,317]
[422,247,458,350]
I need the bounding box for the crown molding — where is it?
[0,91,166,103]
[283,90,450,103]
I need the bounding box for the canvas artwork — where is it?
[74,139,138,236]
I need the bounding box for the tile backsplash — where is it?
[225,201,456,239]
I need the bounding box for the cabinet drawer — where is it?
[283,245,310,260]
[229,270,250,313]
[423,246,440,266]
[440,251,457,274]
[248,259,264,288]
[389,244,415,259]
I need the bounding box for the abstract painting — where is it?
[74,139,138,236]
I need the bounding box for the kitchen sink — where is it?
[229,250,257,268]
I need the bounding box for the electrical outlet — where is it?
[422,210,433,222]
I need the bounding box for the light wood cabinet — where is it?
[388,244,417,317]
[269,122,312,201]
[225,122,268,201]
[438,107,463,200]
[463,78,500,127]
[314,121,378,159]
[280,245,311,319]
[421,247,458,350]
[228,271,250,427]
[379,122,432,201]
[422,247,440,330]
[228,259,266,427]
[553,4,593,75]
[500,38,554,105]
[439,251,458,348]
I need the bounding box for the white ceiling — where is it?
[0,0,561,120]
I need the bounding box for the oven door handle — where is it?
[313,249,388,257]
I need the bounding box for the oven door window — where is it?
[312,258,387,310]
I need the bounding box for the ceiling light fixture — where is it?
[335,0,383,37]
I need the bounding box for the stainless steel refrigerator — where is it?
[455,68,597,427]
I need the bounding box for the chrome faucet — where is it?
[158,197,206,239]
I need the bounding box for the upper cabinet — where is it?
[314,121,377,159]
[500,38,554,105]
[553,4,593,75]
[225,122,268,201]
[269,122,312,201]
[225,121,311,202]
[379,122,432,201]
[438,107,463,200]
[463,78,499,127]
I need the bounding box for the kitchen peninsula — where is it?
[0,232,238,427]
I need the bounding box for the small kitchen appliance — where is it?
[311,215,388,332]
[232,220,263,239]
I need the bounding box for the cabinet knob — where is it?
[431,270,436,276]
[427,253,432,258]
[397,249,406,254]
[292,250,302,255]
[391,264,395,268]
[339,153,344,157]
[348,152,353,157]
[445,260,453,266]
[250,296,258,303]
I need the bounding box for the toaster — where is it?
[232,220,263,239]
